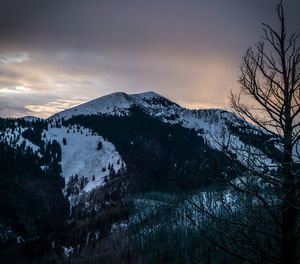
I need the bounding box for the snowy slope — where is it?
[52,92,134,119]
[52,91,179,120]
[43,125,124,207]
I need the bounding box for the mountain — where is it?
[52,92,243,149]
[0,91,280,263]
[52,91,277,163]
[52,91,178,120]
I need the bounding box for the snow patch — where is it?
[43,125,125,207]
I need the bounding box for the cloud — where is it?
[0,1,299,117]
[0,86,32,94]
[0,52,30,64]
[0,47,252,118]
[25,97,88,118]
[0,96,38,117]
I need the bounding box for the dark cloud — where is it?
[0,0,299,117]
[1,0,298,52]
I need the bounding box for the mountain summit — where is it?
[52,91,178,120]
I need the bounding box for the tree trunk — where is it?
[281,117,297,264]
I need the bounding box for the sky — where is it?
[0,0,299,118]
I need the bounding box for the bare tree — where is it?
[187,1,300,263]
[232,1,300,263]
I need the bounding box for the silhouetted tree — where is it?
[188,2,300,264]
[97,141,103,150]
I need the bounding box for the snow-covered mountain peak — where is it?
[52,92,134,120]
[51,91,179,120]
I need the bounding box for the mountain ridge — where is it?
[50,91,244,149]
[50,91,223,121]
[51,91,175,119]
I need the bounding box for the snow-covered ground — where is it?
[43,125,125,207]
